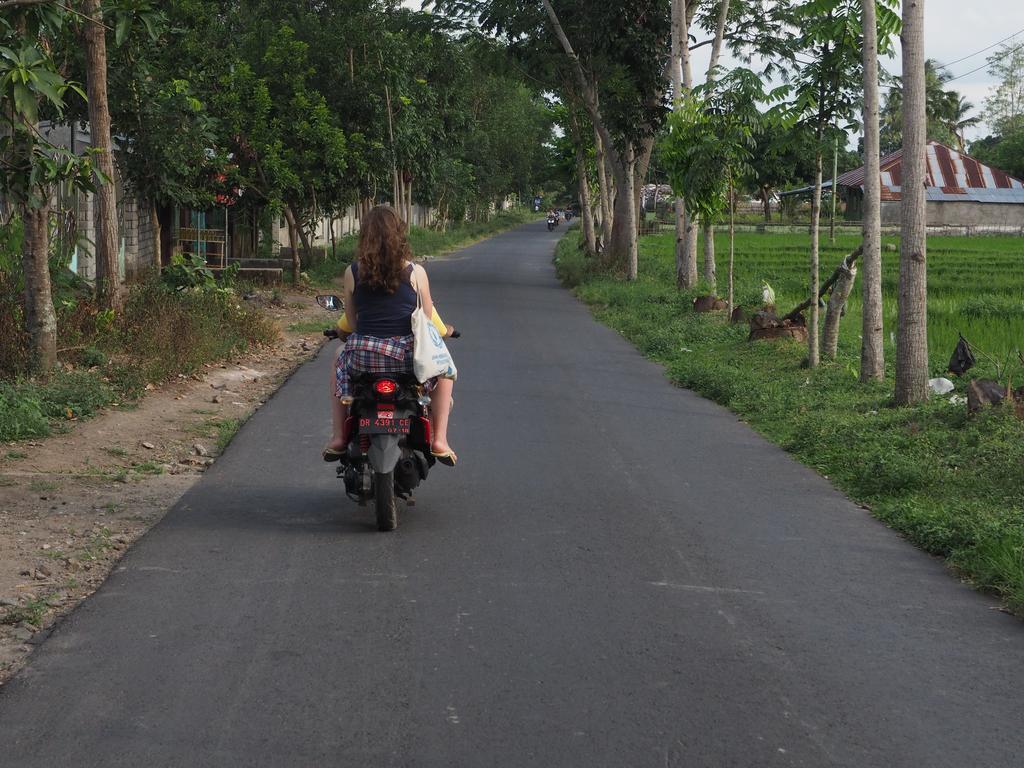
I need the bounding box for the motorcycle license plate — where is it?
[359,408,411,435]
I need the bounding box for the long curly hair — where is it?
[356,205,412,293]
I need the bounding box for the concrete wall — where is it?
[880,200,1024,233]
[70,183,159,283]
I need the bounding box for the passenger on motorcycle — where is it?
[323,205,457,466]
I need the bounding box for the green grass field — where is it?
[658,230,1024,374]
[556,231,1024,612]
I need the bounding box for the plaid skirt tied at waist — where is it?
[335,333,435,398]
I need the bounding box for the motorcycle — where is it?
[547,214,558,231]
[317,294,459,531]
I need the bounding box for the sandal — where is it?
[431,449,457,467]
[322,446,344,462]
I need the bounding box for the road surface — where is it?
[2,221,1023,767]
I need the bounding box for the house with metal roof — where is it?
[838,140,1024,229]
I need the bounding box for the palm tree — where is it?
[947,95,981,153]
[895,0,929,406]
[860,0,884,381]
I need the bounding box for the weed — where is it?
[5,450,27,459]
[28,478,59,493]
[215,418,242,452]
[0,594,50,627]
[104,446,129,458]
[133,461,164,476]
[287,320,328,334]
[79,528,113,561]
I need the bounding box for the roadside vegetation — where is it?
[557,232,1024,611]
[0,255,277,442]
[309,209,538,285]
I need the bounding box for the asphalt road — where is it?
[2,221,1023,767]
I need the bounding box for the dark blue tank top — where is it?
[352,262,416,337]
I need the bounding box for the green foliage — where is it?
[0,277,278,441]
[557,230,1024,611]
[161,253,216,291]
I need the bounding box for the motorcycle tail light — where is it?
[374,379,397,395]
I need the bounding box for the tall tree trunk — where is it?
[727,174,735,315]
[702,224,716,290]
[150,202,162,275]
[83,0,121,311]
[824,261,858,359]
[829,132,839,243]
[808,145,823,368]
[23,200,57,372]
[671,0,698,288]
[708,0,731,74]
[576,148,597,255]
[608,147,638,279]
[594,127,613,250]
[761,186,772,221]
[860,0,885,381]
[283,205,304,283]
[895,0,929,405]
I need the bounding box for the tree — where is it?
[670,0,698,289]
[0,3,97,371]
[860,0,883,379]
[894,0,928,406]
[82,0,121,310]
[663,69,779,313]
[860,0,900,381]
[983,41,1024,135]
[788,0,866,369]
[879,59,966,153]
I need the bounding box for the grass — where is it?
[308,208,539,285]
[556,231,1024,612]
[0,279,278,443]
[287,320,328,334]
[5,450,27,459]
[0,594,51,627]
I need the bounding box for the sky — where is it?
[405,0,1024,143]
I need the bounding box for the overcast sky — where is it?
[405,0,1024,141]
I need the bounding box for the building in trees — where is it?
[836,141,1024,231]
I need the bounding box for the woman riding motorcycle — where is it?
[323,205,457,466]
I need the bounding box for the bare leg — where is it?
[327,355,348,452]
[430,377,455,457]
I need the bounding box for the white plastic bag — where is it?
[410,270,457,383]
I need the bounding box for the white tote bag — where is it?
[410,269,457,383]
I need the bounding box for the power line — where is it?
[946,40,1024,83]
[935,27,1024,70]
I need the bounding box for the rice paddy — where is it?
[664,230,1024,375]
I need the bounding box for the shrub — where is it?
[0,384,49,441]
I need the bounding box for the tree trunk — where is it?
[23,200,57,372]
[594,127,613,250]
[150,202,162,275]
[895,0,929,405]
[727,176,736,315]
[702,223,716,290]
[577,148,597,255]
[829,133,839,243]
[761,186,772,221]
[860,0,884,381]
[608,147,638,279]
[708,0,731,74]
[823,261,858,359]
[808,146,823,368]
[283,205,302,283]
[83,0,121,311]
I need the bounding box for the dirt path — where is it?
[0,290,336,683]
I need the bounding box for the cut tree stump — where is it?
[694,295,728,312]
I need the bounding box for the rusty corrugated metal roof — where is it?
[835,141,1024,203]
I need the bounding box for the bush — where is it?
[0,384,49,441]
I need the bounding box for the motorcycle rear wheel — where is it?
[374,471,398,532]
